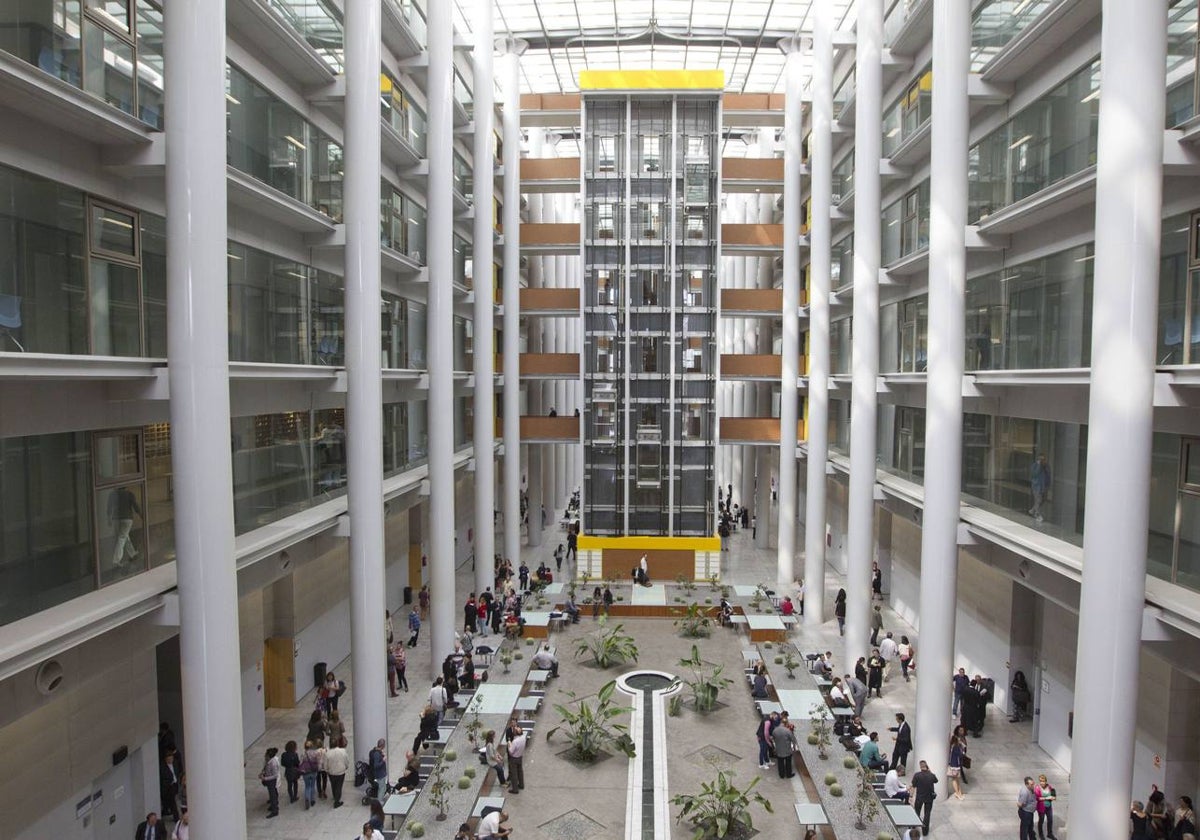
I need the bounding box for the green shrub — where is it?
[773,656,784,664]
[807,734,820,745]
[830,784,844,797]
[877,833,895,840]
[668,694,683,717]
[763,641,773,649]
[444,749,457,762]
[457,776,471,789]
[514,652,524,660]
[824,773,837,786]
[463,767,476,779]
[844,756,859,769]
[408,823,425,837]
[704,598,712,605]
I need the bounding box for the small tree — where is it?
[673,601,712,638]
[498,647,514,674]
[678,644,733,712]
[574,618,639,668]
[672,770,774,839]
[545,680,636,761]
[707,573,721,591]
[464,695,484,745]
[854,763,882,829]
[809,702,833,760]
[781,649,801,679]
[426,755,450,821]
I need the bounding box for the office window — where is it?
[381,70,427,155]
[1149,434,1200,592]
[642,135,661,172]
[1158,212,1200,365]
[882,181,929,264]
[381,183,427,262]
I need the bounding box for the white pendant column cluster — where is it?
[426,0,457,673]
[500,38,528,567]
[803,0,833,627]
[1070,2,1167,837]
[777,35,805,588]
[846,0,883,666]
[914,0,969,792]
[163,0,247,834]
[472,0,497,595]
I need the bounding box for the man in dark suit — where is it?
[889,712,913,773]
[135,812,167,840]
[159,749,181,822]
[910,761,939,836]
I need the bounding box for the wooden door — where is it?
[263,637,295,709]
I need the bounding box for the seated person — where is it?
[883,768,910,803]
[459,654,476,689]
[564,595,580,623]
[478,808,512,839]
[503,611,522,639]
[454,823,475,840]
[751,672,769,698]
[779,596,795,616]
[814,653,834,678]
[828,677,850,708]
[839,715,868,751]
[394,752,421,792]
[532,644,559,678]
[858,732,889,771]
[412,705,440,752]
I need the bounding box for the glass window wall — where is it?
[1158,212,1200,365]
[381,70,428,156]
[831,317,853,375]
[969,0,1054,72]
[263,0,343,73]
[380,294,427,369]
[882,64,932,156]
[882,180,929,265]
[833,151,854,204]
[968,60,1100,223]
[227,241,344,365]
[381,182,427,263]
[226,63,344,222]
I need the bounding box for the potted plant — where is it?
[809,702,833,760]
[781,649,801,679]
[677,644,733,712]
[672,602,712,638]
[545,680,636,762]
[426,756,450,821]
[498,649,514,674]
[672,770,774,839]
[573,618,639,668]
[854,763,882,830]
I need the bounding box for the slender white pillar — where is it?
[500,39,527,568]
[914,0,969,794]
[525,130,548,548]
[1071,2,1166,837]
[426,0,456,674]
[472,0,497,595]
[164,2,246,836]
[804,2,833,628]
[776,37,805,588]
[846,0,883,667]
[555,246,569,508]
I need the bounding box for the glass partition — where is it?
[381,183,427,262]
[1158,212,1200,365]
[968,60,1099,223]
[833,68,855,121]
[381,71,428,155]
[832,151,855,203]
[263,0,343,73]
[882,180,929,264]
[226,63,345,221]
[970,0,1054,72]
[454,65,473,117]
[832,234,854,291]
[882,64,932,156]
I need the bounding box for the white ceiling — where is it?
[450,0,857,94]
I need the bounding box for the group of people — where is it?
[256,709,354,818]
[1133,790,1195,839]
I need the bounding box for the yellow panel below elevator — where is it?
[577,534,722,551]
[579,70,726,91]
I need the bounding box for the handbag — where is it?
[960,755,972,769]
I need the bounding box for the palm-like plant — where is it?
[545,680,636,761]
[677,644,733,712]
[673,601,713,638]
[672,770,774,839]
[573,618,639,668]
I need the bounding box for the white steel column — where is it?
[846,0,883,666]
[345,0,387,749]
[164,1,246,835]
[777,36,805,588]
[427,0,456,674]
[472,0,497,594]
[914,0,969,793]
[501,39,527,567]
[1071,2,1167,837]
[804,2,833,627]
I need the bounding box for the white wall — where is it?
[1037,599,1077,771]
[954,546,1016,712]
[292,594,353,705]
[887,511,921,628]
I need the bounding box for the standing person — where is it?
[407,606,421,647]
[1018,777,1039,840]
[109,485,142,567]
[394,642,409,692]
[756,711,779,769]
[464,593,478,633]
[952,725,971,786]
[280,740,301,804]
[484,730,507,786]
[418,584,430,618]
[1173,796,1196,839]
[554,543,564,572]
[795,578,804,616]
[1035,774,1058,840]
[879,632,899,681]
[834,588,847,636]
[326,709,346,750]
[258,747,281,818]
[911,761,938,836]
[387,642,399,697]
[846,673,868,718]
[299,740,321,809]
[1131,801,1151,840]
[898,636,915,682]
[889,713,912,774]
[948,736,966,800]
[368,740,388,798]
[135,813,168,840]
[506,726,527,794]
[867,650,885,698]
[566,527,578,563]
[772,715,798,778]
[429,677,450,724]
[870,605,884,646]
[170,809,189,840]
[385,609,394,645]
[872,562,883,600]
[518,561,529,590]
[1028,452,1051,522]
[855,656,868,683]
[160,748,181,823]
[952,668,969,717]
[325,672,345,712]
[751,513,758,540]
[325,736,350,808]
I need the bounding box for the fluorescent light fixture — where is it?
[999,274,1022,282]
[103,216,133,230]
[1080,89,1100,104]
[888,219,900,227]
[285,135,307,150]
[1012,0,1034,15]
[886,127,900,138]
[227,252,242,260]
[226,93,241,105]
[1075,254,1095,263]
[1008,134,1033,150]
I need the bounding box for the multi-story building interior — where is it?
[0,1,1197,839]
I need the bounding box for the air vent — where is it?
[35,659,65,696]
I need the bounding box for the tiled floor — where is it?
[241,518,1071,839]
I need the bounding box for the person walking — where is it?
[772,716,798,778]
[867,650,885,698]
[948,736,966,800]
[566,527,578,563]
[911,761,938,836]
[1028,452,1051,522]
[898,636,915,682]
[407,606,421,647]
[870,605,884,646]
[554,544,564,572]
[325,709,346,751]
[258,747,281,818]
[889,713,912,774]
[879,632,898,682]
[135,813,168,840]
[159,749,181,823]
[1035,774,1058,839]
[418,584,430,618]
[952,667,969,717]
[280,740,301,804]
[872,562,883,600]
[1018,776,1039,840]
[952,725,972,786]
[506,726,527,794]
[325,736,350,808]
[834,588,847,636]
[300,740,321,809]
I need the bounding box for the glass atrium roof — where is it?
[451,0,857,94]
